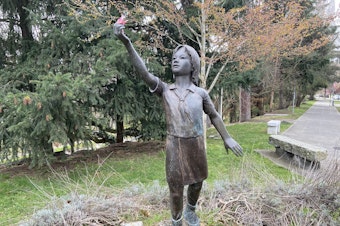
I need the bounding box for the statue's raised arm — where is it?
[113,20,158,90]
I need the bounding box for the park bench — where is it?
[268,135,327,169]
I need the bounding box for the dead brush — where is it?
[19,155,169,226]
[20,156,339,225]
[200,158,340,225]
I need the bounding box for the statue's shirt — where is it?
[151,79,218,185]
[153,81,218,138]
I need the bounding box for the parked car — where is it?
[334,94,340,100]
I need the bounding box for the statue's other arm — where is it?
[210,115,243,157]
[113,23,158,90]
[203,90,243,157]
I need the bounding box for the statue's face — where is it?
[171,47,192,76]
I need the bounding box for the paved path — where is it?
[283,99,340,167]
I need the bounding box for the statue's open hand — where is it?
[224,137,243,157]
[113,22,130,45]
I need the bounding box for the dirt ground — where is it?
[0,141,165,178]
[0,106,297,178]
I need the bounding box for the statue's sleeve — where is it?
[202,90,219,119]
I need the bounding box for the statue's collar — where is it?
[169,83,195,93]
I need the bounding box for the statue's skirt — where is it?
[165,135,207,186]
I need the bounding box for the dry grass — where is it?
[20,158,340,226]
[200,159,340,225]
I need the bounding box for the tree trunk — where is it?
[229,103,237,123]
[253,96,264,116]
[116,115,124,143]
[43,137,55,157]
[270,57,280,112]
[239,87,251,122]
[199,0,207,90]
[200,1,207,149]
[218,88,223,117]
[295,94,305,107]
[279,87,284,109]
[17,0,34,59]
[269,88,275,111]
[70,139,76,154]
[18,0,33,41]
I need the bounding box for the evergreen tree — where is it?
[0,0,165,167]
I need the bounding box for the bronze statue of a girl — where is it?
[114,19,243,226]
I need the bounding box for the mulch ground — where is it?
[0,141,165,178]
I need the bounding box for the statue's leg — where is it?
[184,182,202,225]
[169,183,184,225]
[187,181,202,205]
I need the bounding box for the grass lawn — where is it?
[0,101,315,225]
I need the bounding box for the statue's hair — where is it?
[173,45,200,86]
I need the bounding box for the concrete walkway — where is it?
[282,99,340,167]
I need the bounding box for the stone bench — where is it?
[269,135,327,169]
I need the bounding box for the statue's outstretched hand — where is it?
[113,17,130,45]
[224,137,243,157]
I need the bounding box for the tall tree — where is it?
[0,0,34,61]
[127,0,333,120]
[0,0,102,165]
[245,0,334,111]
[68,0,256,126]
[0,0,166,166]
[67,0,335,121]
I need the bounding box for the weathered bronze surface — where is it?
[114,22,243,225]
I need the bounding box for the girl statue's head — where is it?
[173,45,200,86]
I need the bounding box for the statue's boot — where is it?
[171,216,183,226]
[183,203,200,226]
